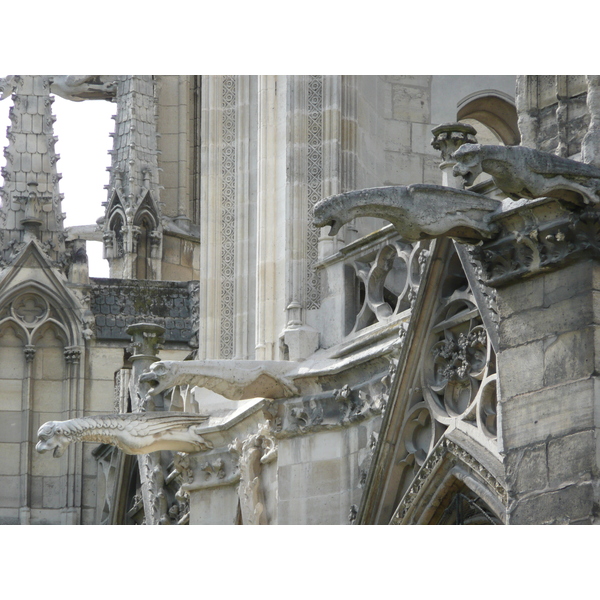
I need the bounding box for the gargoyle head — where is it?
[452,143,484,186]
[313,194,347,236]
[36,421,70,458]
[139,361,173,396]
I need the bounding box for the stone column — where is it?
[126,322,167,525]
[431,122,477,188]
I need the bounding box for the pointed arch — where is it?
[0,282,81,347]
[133,192,162,280]
[390,438,507,524]
[457,90,520,146]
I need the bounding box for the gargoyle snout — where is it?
[313,198,343,236]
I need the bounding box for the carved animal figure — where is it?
[36,412,212,457]
[50,76,117,102]
[313,184,501,242]
[452,143,600,205]
[139,360,301,400]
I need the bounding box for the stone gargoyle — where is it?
[49,76,117,102]
[36,412,212,458]
[452,143,600,205]
[139,360,301,400]
[313,184,501,242]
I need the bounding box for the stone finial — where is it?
[431,122,478,187]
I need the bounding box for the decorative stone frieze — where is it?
[472,199,600,288]
[177,448,240,493]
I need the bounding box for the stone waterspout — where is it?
[313,183,502,243]
[452,143,600,205]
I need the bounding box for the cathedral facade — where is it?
[1,75,597,525]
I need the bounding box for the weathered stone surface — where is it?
[0,476,20,507]
[497,340,544,399]
[505,442,547,494]
[509,482,594,524]
[500,378,595,448]
[547,430,595,487]
[498,295,593,349]
[392,85,429,123]
[543,327,595,387]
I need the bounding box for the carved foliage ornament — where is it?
[473,206,600,287]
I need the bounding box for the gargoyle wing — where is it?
[122,412,209,437]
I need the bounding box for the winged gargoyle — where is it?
[313,184,501,243]
[139,360,301,400]
[452,143,600,205]
[36,412,212,457]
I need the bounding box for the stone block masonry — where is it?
[90,278,197,344]
[496,260,600,523]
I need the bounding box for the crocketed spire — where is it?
[0,75,68,269]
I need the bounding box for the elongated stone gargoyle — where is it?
[313,184,501,242]
[452,143,600,205]
[49,75,117,102]
[36,412,212,457]
[139,360,301,400]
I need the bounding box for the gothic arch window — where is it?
[133,208,157,280]
[457,91,520,146]
[109,212,125,258]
